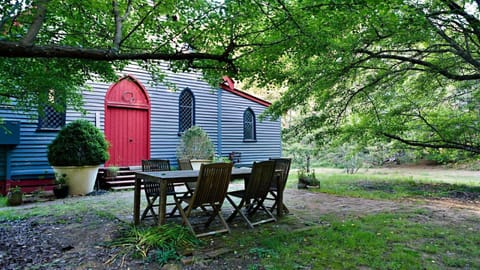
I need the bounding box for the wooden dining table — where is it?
[133,167,256,225]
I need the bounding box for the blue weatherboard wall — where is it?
[0,62,281,182]
[81,63,281,166]
[219,90,281,163]
[0,106,56,181]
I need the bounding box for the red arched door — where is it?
[105,76,150,166]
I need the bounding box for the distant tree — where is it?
[236,0,480,155]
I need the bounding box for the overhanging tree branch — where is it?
[0,41,233,63]
[382,132,480,154]
[356,48,480,80]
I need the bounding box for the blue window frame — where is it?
[243,108,256,142]
[178,88,195,134]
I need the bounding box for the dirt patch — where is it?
[1,181,480,269]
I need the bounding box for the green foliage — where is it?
[47,119,109,166]
[0,195,7,207]
[3,0,480,158]
[213,155,231,163]
[413,148,479,165]
[248,247,278,259]
[237,0,480,156]
[106,166,120,177]
[0,0,233,114]
[176,126,215,160]
[0,58,117,116]
[54,173,68,186]
[282,132,318,171]
[298,168,319,187]
[107,224,201,266]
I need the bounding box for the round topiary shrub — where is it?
[48,119,109,166]
[176,126,214,160]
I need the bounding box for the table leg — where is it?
[158,180,167,225]
[133,176,141,225]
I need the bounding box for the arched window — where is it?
[38,90,66,131]
[179,88,195,134]
[243,108,256,141]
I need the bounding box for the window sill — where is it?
[243,139,257,143]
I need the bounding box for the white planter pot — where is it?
[190,159,211,170]
[52,165,100,195]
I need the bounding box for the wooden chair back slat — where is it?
[177,159,193,170]
[245,160,276,200]
[142,159,172,193]
[141,159,178,220]
[269,158,291,190]
[142,159,171,172]
[225,160,277,228]
[190,163,233,209]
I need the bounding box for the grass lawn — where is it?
[227,210,480,269]
[241,167,480,269]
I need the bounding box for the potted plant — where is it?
[298,168,320,189]
[105,165,120,178]
[53,173,69,199]
[7,186,23,206]
[176,126,215,170]
[48,119,109,195]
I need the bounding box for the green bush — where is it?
[176,126,214,160]
[47,119,109,166]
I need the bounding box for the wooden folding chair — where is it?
[266,158,291,215]
[177,159,193,170]
[177,159,196,196]
[175,162,233,238]
[141,159,179,220]
[226,160,277,229]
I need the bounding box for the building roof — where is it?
[220,76,271,107]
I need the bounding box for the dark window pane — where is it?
[243,108,256,141]
[38,106,65,130]
[179,89,194,133]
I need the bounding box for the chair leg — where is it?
[226,195,245,222]
[204,205,217,227]
[268,191,289,215]
[243,198,277,227]
[167,194,180,217]
[255,198,277,222]
[199,203,230,236]
[216,208,231,234]
[141,195,158,220]
[176,200,195,234]
[238,206,254,229]
[270,201,289,215]
[226,196,256,229]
